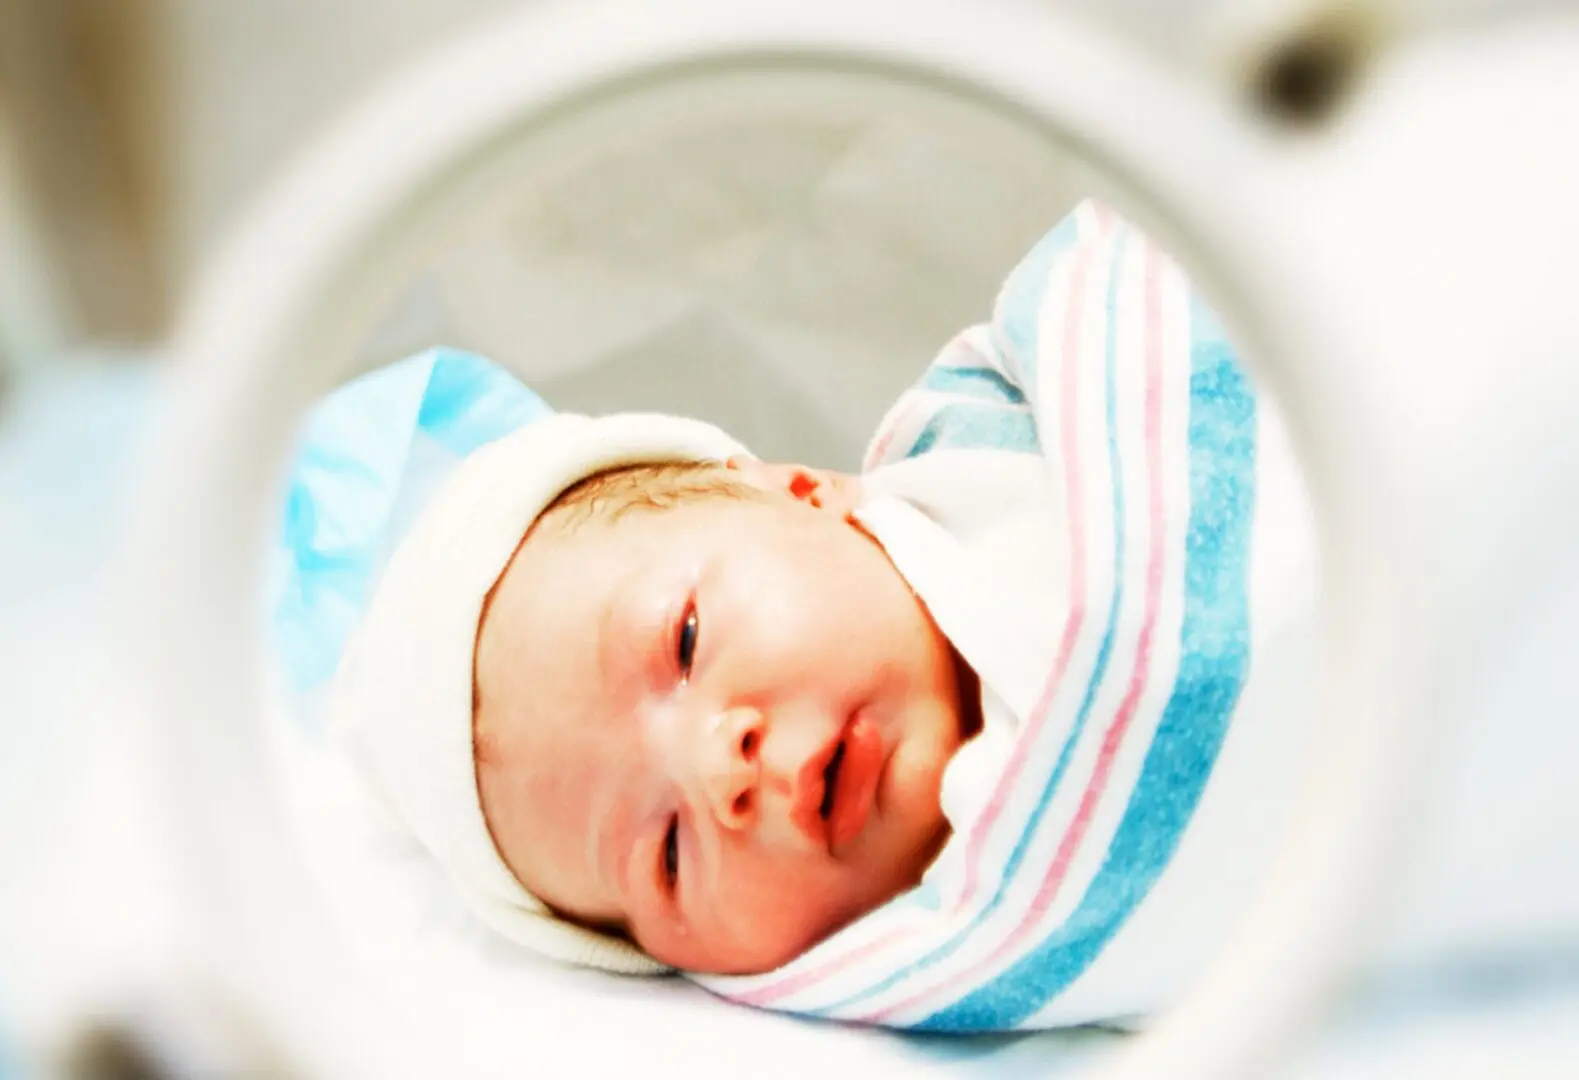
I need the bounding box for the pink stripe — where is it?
[952,233,1101,904]
[728,224,1110,1010]
[865,242,1169,1027]
[728,925,916,1007]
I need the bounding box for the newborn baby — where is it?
[322,198,1314,1025]
[335,393,990,976]
[473,455,982,975]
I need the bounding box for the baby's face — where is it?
[473,462,972,975]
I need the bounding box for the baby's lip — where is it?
[790,715,882,855]
[791,729,843,851]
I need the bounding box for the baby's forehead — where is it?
[474,489,762,716]
[476,529,603,680]
[505,488,745,590]
[473,516,650,725]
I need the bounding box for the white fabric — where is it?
[328,411,746,975]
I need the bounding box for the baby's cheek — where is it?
[732,566,820,661]
[892,720,953,821]
[720,859,841,961]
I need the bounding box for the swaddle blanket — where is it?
[693,200,1319,1031]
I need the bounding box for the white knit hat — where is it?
[328,411,748,975]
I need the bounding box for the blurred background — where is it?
[3,0,1157,465]
[3,1,1578,1077]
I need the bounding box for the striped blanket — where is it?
[693,200,1316,1032]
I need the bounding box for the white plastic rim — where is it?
[125,1,1424,1078]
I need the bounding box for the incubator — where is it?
[3,1,1578,1077]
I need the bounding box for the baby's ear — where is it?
[726,458,861,516]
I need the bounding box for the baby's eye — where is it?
[676,604,699,680]
[663,816,680,890]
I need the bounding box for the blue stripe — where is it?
[903,402,1039,460]
[418,348,551,455]
[922,364,1028,406]
[805,233,1131,1020]
[916,289,1257,1032]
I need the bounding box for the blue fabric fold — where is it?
[270,348,551,716]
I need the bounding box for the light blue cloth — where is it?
[270,348,551,725]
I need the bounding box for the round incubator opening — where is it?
[124,5,1414,1079]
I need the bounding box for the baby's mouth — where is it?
[794,716,884,856]
[819,742,846,821]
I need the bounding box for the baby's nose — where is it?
[703,706,763,832]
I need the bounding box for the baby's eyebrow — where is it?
[594,565,648,689]
[595,594,619,686]
[594,591,636,694]
[598,565,684,705]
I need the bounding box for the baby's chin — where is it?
[882,705,963,841]
[845,755,951,903]
[648,894,866,976]
[780,831,949,972]
[656,824,949,977]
